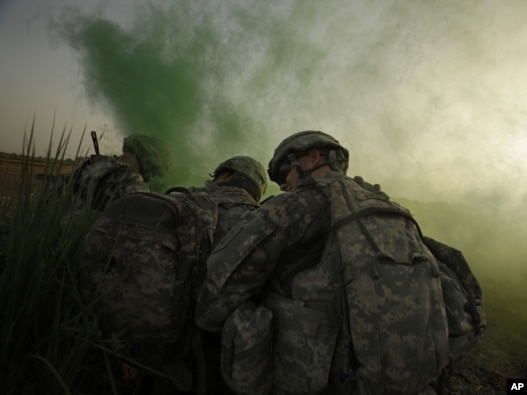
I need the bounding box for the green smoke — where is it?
[51,2,274,187]
[47,1,527,204]
[49,0,526,379]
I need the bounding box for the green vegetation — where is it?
[0,127,130,394]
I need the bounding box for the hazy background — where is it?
[2,0,526,209]
[1,0,526,371]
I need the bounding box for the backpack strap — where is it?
[332,205,423,238]
[331,182,428,284]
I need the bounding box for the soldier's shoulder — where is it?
[205,185,259,207]
[260,189,327,220]
[78,155,134,176]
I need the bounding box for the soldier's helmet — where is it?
[213,156,267,202]
[122,134,173,181]
[267,130,349,184]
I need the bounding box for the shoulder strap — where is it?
[332,205,423,239]
[330,180,423,261]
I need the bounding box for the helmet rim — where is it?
[214,155,267,201]
[268,130,349,183]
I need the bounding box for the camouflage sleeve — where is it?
[196,189,329,332]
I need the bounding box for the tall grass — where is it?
[0,124,118,394]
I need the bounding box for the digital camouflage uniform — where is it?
[198,171,445,395]
[52,134,172,214]
[196,174,333,333]
[79,156,266,395]
[186,181,261,245]
[196,132,467,395]
[70,154,150,211]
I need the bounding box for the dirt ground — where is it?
[449,342,522,394]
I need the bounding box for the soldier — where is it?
[78,155,267,395]
[182,156,267,394]
[45,133,173,219]
[120,134,173,184]
[169,155,268,245]
[70,133,173,211]
[196,131,483,394]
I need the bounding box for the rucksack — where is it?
[79,190,218,347]
[71,155,149,211]
[79,185,261,393]
[327,178,485,394]
[422,236,485,363]
[215,175,485,395]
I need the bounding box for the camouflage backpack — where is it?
[421,236,485,364]
[256,176,484,394]
[71,155,149,211]
[78,190,218,371]
[327,178,485,394]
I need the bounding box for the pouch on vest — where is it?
[221,302,273,395]
[262,294,341,394]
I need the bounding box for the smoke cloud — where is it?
[51,1,527,206]
[50,0,526,362]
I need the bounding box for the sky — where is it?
[1,0,527,212]
[0,0,137,156]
